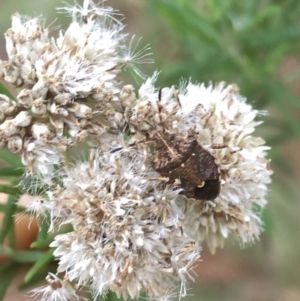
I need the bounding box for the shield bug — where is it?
[151,131,221,200]
[113,88,221,201]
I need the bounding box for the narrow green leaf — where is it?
[183,6,221,45]
[31,237,53,249]
[37,218,50,241]
[0,262,21,301]
[249,5,280,27]
[252,24,300,48]
[0,245,43,263]
[25,248,54,283]
[0,150,22,167]
[0,203,26,213]
[0,167,24,177]
[150,0,221,47]
[0,184,21,195]
[7,222,16,248]
[0,194,18,243]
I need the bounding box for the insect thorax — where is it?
[150,132,220,201]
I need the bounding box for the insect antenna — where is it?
[156,88,166,131]
[174,89,182,108]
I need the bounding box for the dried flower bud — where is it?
[14,111,32,127]
[53,93,72,105]
[32,98,47,115]
[69,103,92,119]
[17,89,33,108]
[30,273,80,301]
[120,85,136,109]
[0,94,17,115]
[32,123,51,140]
[7,135,23,153]
[0,120,18,136]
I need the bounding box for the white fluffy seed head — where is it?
[45,149,200,300]
[0,0,148,174]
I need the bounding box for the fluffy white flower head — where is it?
[44,149,200,300]
[0,0,153,174]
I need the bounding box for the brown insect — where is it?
[113,89,221,201]
[151,131,220,200]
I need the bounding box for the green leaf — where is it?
[37,217,50,241]
[25,248,54,283]
[0,245,43,263]
[7,221,16,248]
[251,24,300,48]
[0,194,18,243]
[0,261,21,301]
[249,5,281,27]
[0,167,24,177]
[151,0,221,47]
[0,150,22,167]
[0,184,21,195]
[30,237,53,249]
[0,203,26,213]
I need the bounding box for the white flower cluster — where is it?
[121,78,272,252]
[0,0,130,173]
[0,1,272,301]
[47,149,199,299]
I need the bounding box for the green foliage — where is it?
[0,167,24,177]
[0,194,19,243]
[0,85,12,99]
[0,149,22,167]
[25,248,54,283]
[0,246,43,263]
